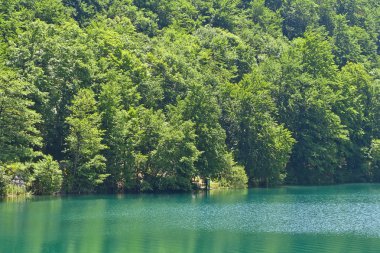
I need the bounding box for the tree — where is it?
[7,20,96,160]
[281,0,319,39]
[335,63,373,180]
[109,106,164,191]
[278,74,349,184]
[64,88,108,193]
[31,155,62,195]
[195,26,254,83]
[298,29,337,79]
[152,118,200,191]
[273,33,349,184]
[62,0,112,25]
[174,84,231,179]
[0,68,41,163]
[372,76,380,139]
[333,15,364,67]
[109,105,200,192]
[222,72,295,185]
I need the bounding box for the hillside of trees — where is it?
[0,0,379,195]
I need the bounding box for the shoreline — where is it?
[1,182,378,200]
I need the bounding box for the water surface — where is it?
[1,184,380,253]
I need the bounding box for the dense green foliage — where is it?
[0,0,378,195]
[218,165,249,188]
[30,155,62,195]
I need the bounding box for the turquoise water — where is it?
[1,184,380,253]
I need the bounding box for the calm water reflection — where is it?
[1,184,380,253]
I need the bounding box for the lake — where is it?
[1,184,380,253]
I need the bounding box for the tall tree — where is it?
[335,63,374,180]
[109,106,164,191]
[222,72,295,186]
[65,88,108,193]
[175,84,231,179]
[0,68,41,163]
[275,31,349,184]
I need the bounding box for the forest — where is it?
[0,0,379,195]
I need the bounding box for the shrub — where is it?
[371,140,380,181]
[31,155,63,195]
[0,167,10,196]
[0,163,30,197]
[219,165,248,189]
